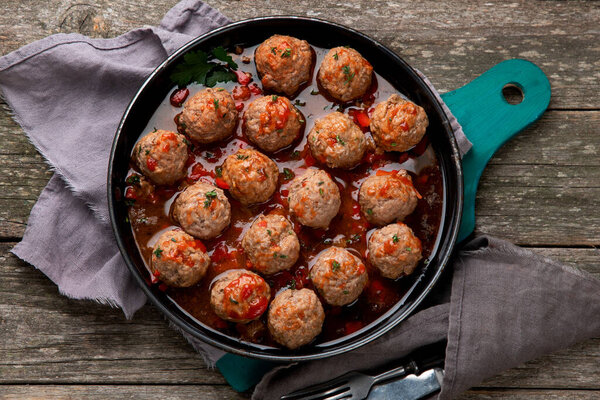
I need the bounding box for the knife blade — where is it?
[367,368,444,400]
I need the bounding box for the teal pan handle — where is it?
[217,59,551,392]
[441,59,551,242]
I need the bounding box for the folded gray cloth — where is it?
[254,236,600,399]
[2,1,598,399]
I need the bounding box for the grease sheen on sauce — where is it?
[125,43,443,347]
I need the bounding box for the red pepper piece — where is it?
[170,88,189,107]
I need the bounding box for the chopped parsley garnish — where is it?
[205,151,214,159]
[152,127,157,132]
[153,247,163,258]
[237,154,250,160]
[169,46,238,87]
[319,188,325,197]
[391,142,397,147]
[276,128,284,133]
[392,234,399,243]
[289,279,296,289]
[294,99,306,107]
[271,47,277,54]
[310,89,319,95]
[299,119,305,124]
[124,199,136,207]
[266,229,272,236]
[126,175,141,185]
[204,190,217,208]
[291,150,301,159]
[336,135,346,146]
[343,290,349,295]
[333,52,339,60]
[213,99,219,109]
[215,166,223,177]
[138,217,148,224]
[145,150,150,155]
[281,48,292,58]
[217,88,225,91]
[342,65,355,85]
[279,254,287,259]
[323,238,333,245]
[406,247,412,252]
[229,297,239,304]
[283,168,295,180]
[346,233,361,244]
[332,261,341,271]
[171,238,177,242]
[366,208,373,216]
[271,95,279,102]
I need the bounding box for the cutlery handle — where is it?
[372,360,417,385]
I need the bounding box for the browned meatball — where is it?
[317,47,373,102]
[221,148,279,205]
[268,288,325,349]
[308,112,367,169]
[133,129,188,185]
[179,88,238,144]
[288,169,341,228]
[255,35,314,96]
[359,170,420,226]
[150,229,210,287]
[310,247,368,306]
[368,222,422,279]
[370,94,429,152]
[242,214,300,275]
[243,95,304,152]
[210,270,271,323]
[172,181,231,239]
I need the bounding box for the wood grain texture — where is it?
[1,243,599,389]
[0,0,599,399]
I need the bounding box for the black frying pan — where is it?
[107,16,463,362]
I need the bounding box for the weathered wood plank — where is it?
[1,243,599,387]
[0,385,245,399]
[459,389,600,400]
[1,1,597,109]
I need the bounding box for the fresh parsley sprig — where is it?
[170,46,239,88]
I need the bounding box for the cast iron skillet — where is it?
[108,16,463,362]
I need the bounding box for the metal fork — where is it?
[280,360,418,400]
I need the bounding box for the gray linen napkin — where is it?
[253,236,600,399]
[2,1,599,398]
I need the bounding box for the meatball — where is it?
[368,222,423,279]
[255,34,314,96]
[221,148,279,205]
[370,94,429,152]
[317,47,373,102]
[133,129,188,185]
[268,289,325,349]
[308,112,367,169]
[179,87,238,144]
[210,270,271,323]
[359,170,420,226]
[242,214,300,275]
[243,95,304,152]
[310,247,368,306]
[172,181,231,239]
[150,229,210,287]
[288,169,341,228]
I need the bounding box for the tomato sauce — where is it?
[125,43,444,347]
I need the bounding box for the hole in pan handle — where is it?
[440,59,552,243]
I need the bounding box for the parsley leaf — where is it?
[153,247,163,258]
[170,47,239,88]
[393,234,399,243]
[212,46,238,69]
[332,261,341,271]
[205,67,236,87]
[283,168,295,180]
[170,50,212,87]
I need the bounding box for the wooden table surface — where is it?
[1,1,599,399]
